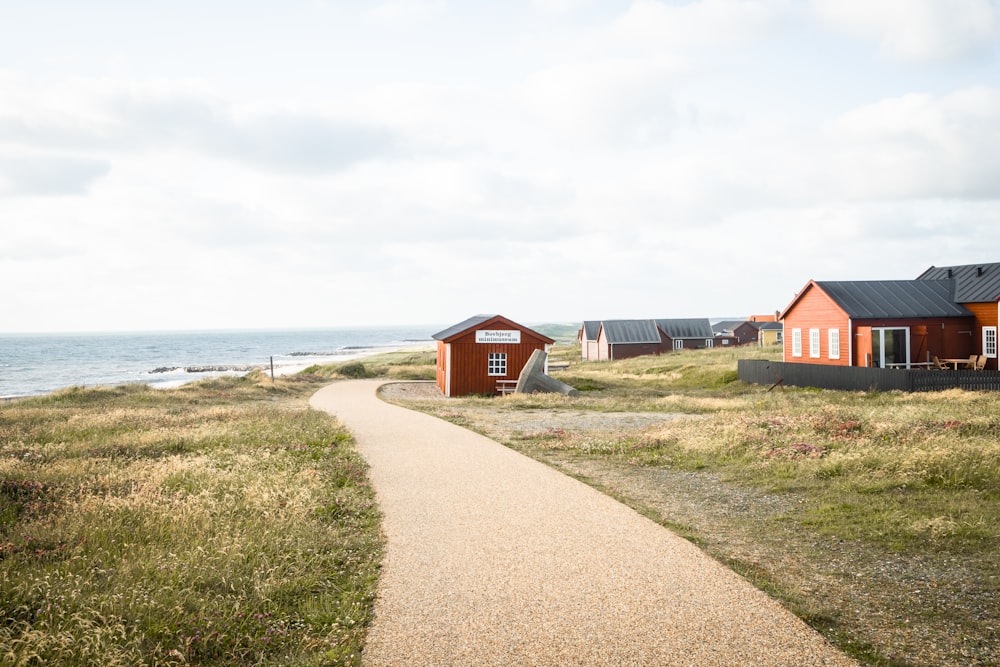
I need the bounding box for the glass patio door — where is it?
[871,327,910,368]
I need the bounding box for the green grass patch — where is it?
[305,348,437,382]
[0,374,381,666]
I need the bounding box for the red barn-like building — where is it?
[433,314,554,397]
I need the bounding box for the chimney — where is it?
[947,268,953,278]
[977,266,984,277]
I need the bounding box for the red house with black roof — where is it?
[780,262,1000,369]
[780,280,975,368]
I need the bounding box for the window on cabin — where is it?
[809,328,820,358]
[673,340,684,350]
[792,329,802,357]
[984,327,997,359]
[828,328,840,359]
[487,353,507,376]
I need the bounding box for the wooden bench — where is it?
[496,380,518,395]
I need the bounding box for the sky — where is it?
[2,0,999,333]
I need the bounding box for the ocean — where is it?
[0,326,440,399]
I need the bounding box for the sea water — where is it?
[0,326,439,399]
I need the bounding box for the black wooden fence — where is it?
[738,360,1000,392]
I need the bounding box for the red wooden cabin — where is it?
[780,280,976,368]
[433,314,554,397]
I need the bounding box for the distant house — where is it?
[712,320,760,345]
[433,314,554,397]
[578,320,602,361]
[655,318,716,350]
[779,280,975,368]
[596,320,668,361]
[581,318,715,361]
[712,320,743,336]
[756,321,783,346]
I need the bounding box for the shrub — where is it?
[338,362,369,379]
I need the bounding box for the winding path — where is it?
[309,380,856,666]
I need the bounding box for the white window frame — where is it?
[828,328,840,360]
[871,327,910,368]
[984,326,997,359]
[792,328,802,357]
[673,339,684,350]
[487,352,507,376]
[809,328,821,358]
[705,339,714,348]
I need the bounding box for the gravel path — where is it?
[310,380,857,666]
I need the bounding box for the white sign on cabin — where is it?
[475,329,521,344]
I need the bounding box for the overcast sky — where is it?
[2,0,999,333]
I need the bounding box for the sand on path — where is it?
[309,380,857,667]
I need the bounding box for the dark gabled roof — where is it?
[654,318,714,339]
[815,280,974,319]
[432,314,555,344]
[757,321,783,330]
[711,320,746,335]
[917,263,1000,303]
[600,319,663,344]
[581,321,601,341]
[433,314,497,340]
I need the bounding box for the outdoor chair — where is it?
[975,355,988,371]
[931,355,949,370]
[964,355,978,369]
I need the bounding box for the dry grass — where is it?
[0,373,381,666]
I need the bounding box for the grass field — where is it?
[384,343,999,667]
[4,344,997,666]
[0,373,381,666]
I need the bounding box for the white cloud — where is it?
[828,86,1000,199]
[612,0,791,48]
[0,75,398,174]
[0,153,110,196]
[813,0,1000,62]
[518,57,683,147]
[366,0,447,22]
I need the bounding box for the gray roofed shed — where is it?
[816,281,973,319]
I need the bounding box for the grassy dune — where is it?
[0,374,380,666]
[547,344,1000,552]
